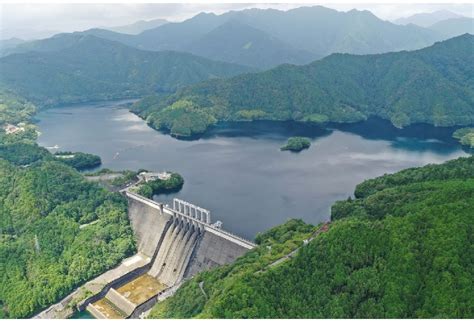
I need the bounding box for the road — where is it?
[257,222,330,273]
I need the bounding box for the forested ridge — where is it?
[0,34,252,107]
[134,34,474,137]
[0,93,136,318]
[42,6,451,68]
[0,89,36,125]
[150,156,474,318]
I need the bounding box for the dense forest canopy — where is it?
[0,93,136,318]
[134,34,474,137]
[0,89,36,125]
[280,136,311,152]
[0,35,252,107]
[452,127,474,148]
[0,150,136,318]
[150,156,474,318]
[54,151,102,170]
[135,173,184,198]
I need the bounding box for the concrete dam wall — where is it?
[184,229,252,278]
[127,192,255,286]
[127,197,172,258]
[148,220,200,286]
[84,192,255,319]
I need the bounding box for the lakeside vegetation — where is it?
[134,35,474,137]
[145,99,217,138]
[280,137,311,152]
[150,156,474,318]
[452,127,474,148]
[135,173,184,198]
[0,93,136,318]
[54,151,101,170]
[0,89,36,125]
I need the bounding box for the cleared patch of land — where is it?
[116,274,167,305]
[90,298,126,319]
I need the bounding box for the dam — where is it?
[81,191,255,319]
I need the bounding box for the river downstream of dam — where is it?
[36,100,469,239]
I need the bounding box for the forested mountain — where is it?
[6,6,449,69]
[429,17,474,38]
[221,7,440,57]
[0,38,26,54]
[184,20,316,69]
[0,34,252,106]
[393,10,464,27]
[133,34,474,137]
[149,155,474,318]
[0,32,117,57]
[0,157,136,318]
[87,6,442,67]
[0,92,136,318]
[104,18,169,35]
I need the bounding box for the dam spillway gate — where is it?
[83,192,255,319]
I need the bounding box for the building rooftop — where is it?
[138,171,172,182]
[3,123,25,135]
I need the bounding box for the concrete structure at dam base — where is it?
[77,191,255,319]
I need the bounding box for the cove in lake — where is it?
[36,100,469,239]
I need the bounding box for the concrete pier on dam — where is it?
[80,191,255,319]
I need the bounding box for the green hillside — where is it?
[0,35,252,107]
[0,89,36,125]
[0,93,136,318]
[149,155,474,318]
[134,34,474,137]
[185,20,316,69]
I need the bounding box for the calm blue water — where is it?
[36,101,469,239]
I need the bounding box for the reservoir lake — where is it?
[37,100,469,239]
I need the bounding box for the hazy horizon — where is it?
[1,3,472,40]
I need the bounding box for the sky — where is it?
[1,2,473,40]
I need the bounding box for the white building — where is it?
[138,171,172,182]
[3,123,25,135]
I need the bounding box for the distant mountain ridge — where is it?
[104,18,169,34]
[5,6,464,69]
[0,34,253,106]
[218,7,439,57]
[429,17,474,38]
[394,10,464,27]
[82,6,444,68]
[132,34,474,137]
[0,38,25,52]
[184,20,316,68]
